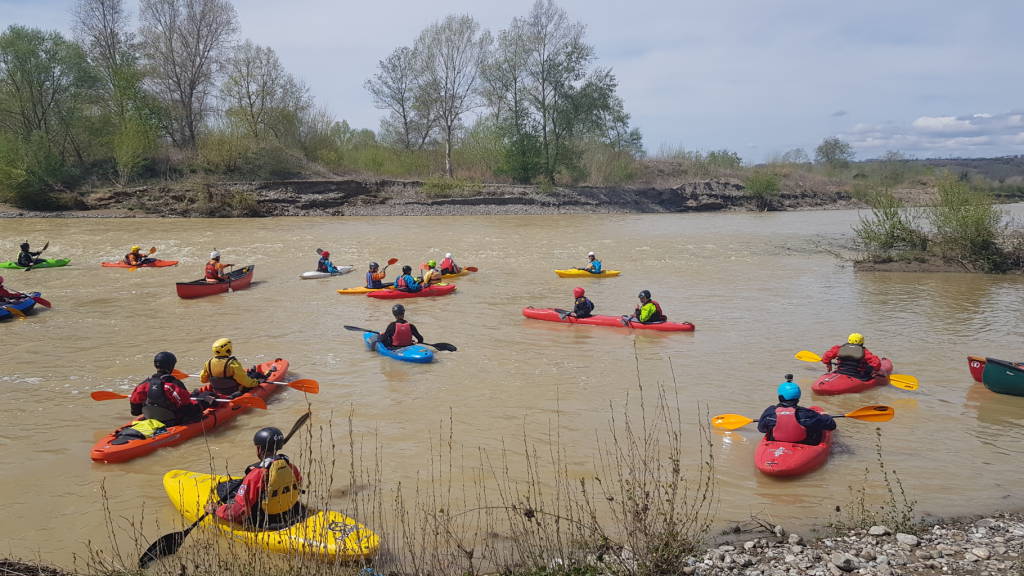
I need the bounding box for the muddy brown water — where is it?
[2,209,1024,566]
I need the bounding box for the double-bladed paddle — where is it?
[137,411,312,568]
[128,247,158,271]
[794,350,919,391]
[169,369,319,394]
[89,390,267,409]
[342,325,457,352]
[711,404,895,431]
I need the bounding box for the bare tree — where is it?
[221,40,309,141]
[73,0,138,120]
[139,0,237,148]
[482,18,531,134]
[365,46,435,150]
[415,14,491,178]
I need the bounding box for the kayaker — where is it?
[0,276,26,301]
[366,261,387,289]
[630,290,667,324]
[316,250,340,274]
[757,376,837,446]
[207,426,304,527]
[578,252,602,274]
[393,265,422,293]
[570,286,594,318]
[421,260,443,286]
[380,304,424,348]
[821,333,882,380]
[439,252,460,275]
[16,242,45,267]
[124,246,154,266]
[129,352,209,426]
[204,250,233,282]
[199,338,262,397]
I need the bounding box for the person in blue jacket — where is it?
[316,250,340,274]
[366,262,387,289]
[579,251,602,274]
[757,375,836,446]
[393,265,422,293]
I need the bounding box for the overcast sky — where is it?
[3,0,1023,161]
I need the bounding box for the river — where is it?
[2,209,1023,567]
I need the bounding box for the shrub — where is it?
[853,190,928,259]
[422,175,482,197]
[927,177,1007,271]
[744,170,781,211]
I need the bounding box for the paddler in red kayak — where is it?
[0,276,27,302]
[380,304,424,348]
[124,246,155,266]
[393,265,422,293]
[199,338,262,397]
[206,426,304,527]
[129,352,210,426]
[757,376,836,445]
[629,290,667,324]
[570,286,594,318]
[204,250,234,282]
[821,333,881,380]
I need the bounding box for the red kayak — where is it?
[102,260,179,268]
[755,406,832,477]
[521,307,695,332]
[812,358,894,395]
[967,356,986,383]
[90,358,288,463]
[176,265,254,299]
[366,284,456,299]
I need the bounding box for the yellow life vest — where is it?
[130,419,167,438]
[261,455,300,515]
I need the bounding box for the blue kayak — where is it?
[363,332,434,363]
[0,292,39,320]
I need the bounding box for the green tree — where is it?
[815,137,854,169]
[744,170,781,211]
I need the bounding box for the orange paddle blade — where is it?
[91,391,129,401]
[228,396,267,409]
[844,405,894,422]
[171,369,190,380]
[285,379,319,394]
[888,374,919,390]
[711,413,755,430]
[2,305,26,318]
[387,258,399,265]
[794,350,822,362]
[464,266,478,272]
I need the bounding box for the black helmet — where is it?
[369,261,379,270]
[402,265,412,274]
[154,351,177,372]
[20,242,29,250]
[392,304,405,316]
[639,290,651,299]
[253,427,285,451]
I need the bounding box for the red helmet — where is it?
[573,286,585,298]
[321,250,330,258]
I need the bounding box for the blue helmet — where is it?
[777,380,801,401]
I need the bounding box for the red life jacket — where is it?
[395,275,408,290]
[771,406,807,442]
[649,300,666,322]
[440,258,455,273]
[392,322,413,347]
[205,261,222,281]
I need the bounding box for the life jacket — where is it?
[206,356,240,395]
[259,455,300,515]
[422,269,440,285]
[771,406,807,443]
[575,297,594,317]
[440,258,456,273]
[590,260,602,273]
[129,418,167,438]
[395,274,418,291]
[143,375,179,424]
[17,251,33,267]
[205,261,222,281]
[836,343,867,376]
[366,271,383,289]
[392,322,413,347]
[124,253,137,265]
[648,300,666,322]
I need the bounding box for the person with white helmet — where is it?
[577,251,602,274]
[199,338,261,397]
[820,333,882,380]
[757,375,836,446]
[439,252,460,275]
[204,249,234,283]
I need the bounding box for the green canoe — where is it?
[981,357,1024,397]
[0,258,71,269]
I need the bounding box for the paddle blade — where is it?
[2,305,26,318]
[316,248,324,255]
[138,512,207,569]
[711,413,755,430]
[286,379,319,394]
[230,396,267,409]
[795,350,822,362]
[844,405,894,422]
[430,342,457,352]
[343,325,377,333]
[283,411,312,445]
[464,266,478,272]
[420,263,429,270]
[41,241,49,251]
[171,369,190,380]
[888,374,919,390]
[31,296,52,308]
[386,258,399,265]
[91,390,129,401]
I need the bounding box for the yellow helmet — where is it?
[847,333,864,345]
[131,245,141,252]
[212,338,233,356]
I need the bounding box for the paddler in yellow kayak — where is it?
[421,260,443,286]
[366,261,387,289]
[199,338,262,397]
[576,251,602,274]
[757,376,836,445]
[206,426,304,527]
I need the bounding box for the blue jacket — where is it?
[317,257,338,274]
[757,402,836,445]
[587,259,602,273]
[395,274,421,292]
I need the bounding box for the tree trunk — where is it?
[445,132,453,178]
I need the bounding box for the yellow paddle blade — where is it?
[711,413,755,430]
[795,350,822,362]
[844,405,894,422]
[888,374,919,390]
[2,305,26,318]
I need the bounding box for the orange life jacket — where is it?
[205,261,222,281]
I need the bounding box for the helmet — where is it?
[392,303,405,316]
[402,265,412,274]
[369,261,379,270]
[131,245,141,252]
[777,380,801,401]
[847,333,864,345]
[212,338,232,356]
[153,351,177,372]
[638,290,651,300]
[587,251,595,257]
[20,242,29,250]
[428,260,437,268]
[573,286,585,298]
[253,427,285,451]
[445,253,452,258]
[210,250,221,260]
[321,250,330,258]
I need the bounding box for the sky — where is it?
[2,0,1023,162]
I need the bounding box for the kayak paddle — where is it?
[128,247,158,271]
[23,241,49,272]
[794,350,919,391]
[89,390,267,409]
[342,325,457,352]
[1,305,26,318]
[381,257,399,274]
[30,295,52,308]
[169,370,319,394]
[138,411,311,568]
[711,404,895,431]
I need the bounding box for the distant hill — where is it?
[896,156,1024,183]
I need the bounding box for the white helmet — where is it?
[210,250,221,259]
[445,253,452,258]
[587,251,595,257]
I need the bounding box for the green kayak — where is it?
[0,258,71,269]
[981,357,1024,397]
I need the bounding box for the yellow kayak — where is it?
[163,470,379,561]
[554,269,621,278]
[337,286,389,294]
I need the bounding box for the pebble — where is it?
[896,533,919,547]
[830,552,858,572]
[788,533,803,545]
[868,525,890,536]
[971,547,991,559]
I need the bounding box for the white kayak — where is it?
[300,266,354,279]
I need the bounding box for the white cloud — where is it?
[843,111,1024,157]
[911,116,978,134]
